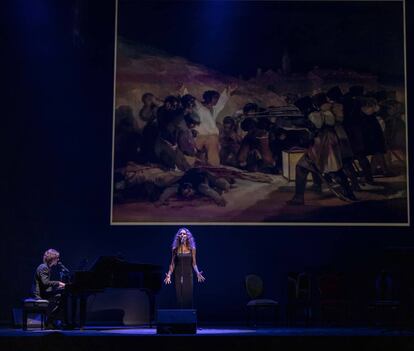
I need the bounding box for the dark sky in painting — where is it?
[118,1,405,81]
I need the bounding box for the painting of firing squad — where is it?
[111,1,408,224]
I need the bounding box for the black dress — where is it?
[174,252,193,309]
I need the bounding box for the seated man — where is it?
[139,92,162,127]
[114,105,141,168]
[237,117,275,173]
[177,112,200,158]
[154,96,191,171]
[32,249,66,329]
[219,116,241,167]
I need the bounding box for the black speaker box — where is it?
[156,309,197,334]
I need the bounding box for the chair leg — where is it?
[22,310,28,331]
[247,308,251,327]
[274,305,279,326]
[41,312,44,330]
[305,306,310,326]
[253,306,258,327]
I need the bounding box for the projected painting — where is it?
[111,0,409,225]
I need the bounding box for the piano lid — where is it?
[89,256,162,273]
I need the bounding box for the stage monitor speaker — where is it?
[156,309,197,334]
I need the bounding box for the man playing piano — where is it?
[32,249,66,329]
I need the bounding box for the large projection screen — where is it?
[111,0,409,225]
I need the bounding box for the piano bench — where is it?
[22,298,49,331]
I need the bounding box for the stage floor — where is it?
[2,326,414,351]
[1,326,414,336]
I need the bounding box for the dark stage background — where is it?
[2,0,413,325]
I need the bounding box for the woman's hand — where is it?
[164,273,172,284]
[197,271,206,283]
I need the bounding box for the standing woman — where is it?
[164,228,205,308]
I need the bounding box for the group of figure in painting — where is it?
[114,84,405,205]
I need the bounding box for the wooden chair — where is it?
[368,270,401,326]
[245,274,279,327]
[287,272,312,326]
[318,272,349,325]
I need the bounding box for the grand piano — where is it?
[64,256,163,328]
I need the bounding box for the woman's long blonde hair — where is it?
[171,228,196,251]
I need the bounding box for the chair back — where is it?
[375,270,395,301]
[319,272,344,300]
[245,274,264,299]
[297,272,311,301]
[287,275,297,302]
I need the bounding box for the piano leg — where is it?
[146,291,156,327]
[63,292,70,326]
[71,295,78,327]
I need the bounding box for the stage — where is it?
[2,326,414,351]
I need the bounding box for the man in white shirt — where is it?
[194,84,237,166]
